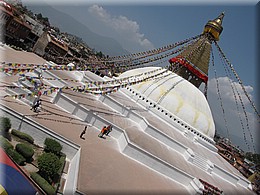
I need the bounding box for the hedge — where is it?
[57,155,66,176]
[0,117,11,132]
[54,154,66,187]
[6,148,26,165]
[30,172,56,195]
[44,138,62,155]
[11,129,34,144]
[15,143,34,162]
[0,135,13,151]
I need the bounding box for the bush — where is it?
[44,138,62,156]
[30,172,55,195]
[51,154,66,191]
[6,148,26,165]
[11,129,34,144]
[0,135,13,151]
[57,155,66,175]
[38,152,62,180]
[0,117,11,132]
[15,143,34,162]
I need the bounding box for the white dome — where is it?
[120,67,215,138]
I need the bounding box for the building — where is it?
[1,1,95,65]
[0,13,255,194]
[0,1,31,48]
[0,1,12,32]
[22,14,45,50]
[32,31,69,61]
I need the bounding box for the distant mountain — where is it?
[26,4,129,56]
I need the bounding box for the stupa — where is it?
[0,13,254,194]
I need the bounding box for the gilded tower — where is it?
[169,12,225,89]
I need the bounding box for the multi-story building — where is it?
[33,31,69,63]
[0,1,13,39]
[1,0,31,48]
[22,14,45,50]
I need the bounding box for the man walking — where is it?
[80,125,88,139]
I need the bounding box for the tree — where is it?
[36,13,50,26]
[44,138,62,156]
[42,17,50,26]
[36,13,43,20]
[38,153,61,182]
[96,51,104,58]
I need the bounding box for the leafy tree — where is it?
[96,51,104,58]
[44,138,62,156]
[38,153,61,181]
[36,13,50,26]
[36,13,43,20]
[42,17,50,26]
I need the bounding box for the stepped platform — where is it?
[0,46,253,194]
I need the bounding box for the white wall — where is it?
[0,105,79,160]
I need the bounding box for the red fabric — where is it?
[0,147,20,172]
[101,127,107,133]
[169,56,208,83]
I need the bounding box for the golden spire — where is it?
[169,13,225,90]
[203,12,225,41]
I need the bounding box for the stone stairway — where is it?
[192,153,209,172]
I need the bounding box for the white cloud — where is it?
[207,76,258,152]
[208,76,254,105]
[88,5,154,52]
[88,4,109,21]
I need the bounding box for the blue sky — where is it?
[25,0,259,152]
[93,5,257,92]
[49,3,257,95]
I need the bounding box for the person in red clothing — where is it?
[98,126,107,138]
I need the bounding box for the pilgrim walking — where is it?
[80,125,88,139]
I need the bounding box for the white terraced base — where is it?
[50,70,251,192]
[4,66,252,194]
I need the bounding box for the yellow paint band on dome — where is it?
[192,111,199,128]
[175,95,184,114]
[156,86,167,102]
[136,81,147,90]
[205,116,212,136]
